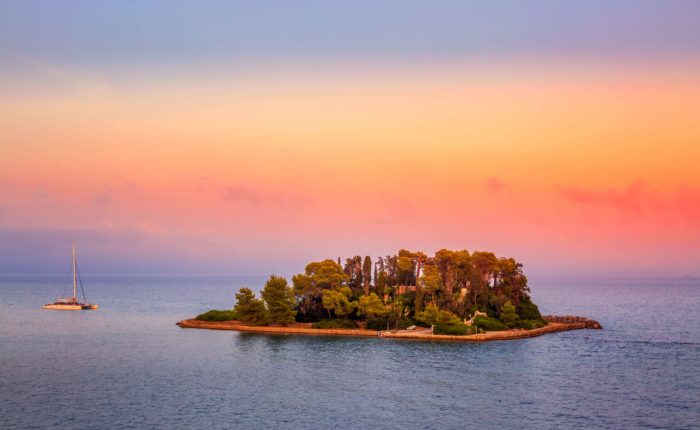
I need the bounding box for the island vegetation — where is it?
[195,249,549,336]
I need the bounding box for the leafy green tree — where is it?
[500,300,518,327]
[489,292,507,316]
[471,251,498,286]
[358,293,388,318]
[447,250,472,303]
[321,286,357,318]
[389,294,410,325]
[261,275,296,326]
[418,265,443,296]
[516,296,543,321]
[412,251,428,282]
[289,248,542,329]
[433,249,455,299]
[437,310,460,325]
[397,255,415,285]
[396,249,428,285]
[415,304,460,326]
[292,259,348,319]
[362,256,372,294]
[293,259,347,294]
[233,287,269,325]
[344,255,363,293]
[496,257,530,305]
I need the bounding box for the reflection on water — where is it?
[0,275,698,429]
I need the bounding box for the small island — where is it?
[178,249,601,341]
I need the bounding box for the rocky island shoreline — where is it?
[180,249,603,342]
[177,315,601,342]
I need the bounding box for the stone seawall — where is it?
[177,317,601,342]
[543,315,603,329]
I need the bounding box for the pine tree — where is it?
[321,287,357,318]
[234,287,269,325]
[358,293,388,318]
[261,275,296,326]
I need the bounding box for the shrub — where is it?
[473,316,508,331]
[433,324,472,336]
[358,293,388,318]
[416,304,460,326]
[395,318,414,330]
[195,310,239,321]
[322,287,357,319]
[366,316,414,330]
[365,317,389,331]
[500,300,518,327]
[414,318,432,328]
[517,298,544,321]
[513,319,547,330]
[311,319,359,329]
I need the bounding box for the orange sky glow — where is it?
[1,60,699,275]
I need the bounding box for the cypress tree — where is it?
[362,256,372,294]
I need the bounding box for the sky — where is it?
[1,1,699,276]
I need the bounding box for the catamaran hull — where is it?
[42,304,99,310]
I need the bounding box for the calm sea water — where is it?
[0,275,698,429]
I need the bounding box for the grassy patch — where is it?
[513,319,547,330]
[195,310,239,322]
[365,317,389,331]
[473,316,508,331]
[365,317,414,331]
[433,323,473,336]
[311,319,359,329]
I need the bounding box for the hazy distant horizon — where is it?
[1,268,698,280]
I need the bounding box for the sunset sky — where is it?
[1,1,699,276]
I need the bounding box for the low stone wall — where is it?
[177,319,379,337]
[178,317,601,342]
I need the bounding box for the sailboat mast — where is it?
[72,242,77,301]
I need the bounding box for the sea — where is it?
[0,275,698,429]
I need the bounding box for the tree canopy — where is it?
[233,288,269,325]
[225,248,543,332]
[292,259,348,320]
[261,275,296,326]
[321,286,357,318]
[358,293,388,318]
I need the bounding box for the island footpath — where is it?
[178,249,601,341]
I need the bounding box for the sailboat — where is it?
[43,242,99,310]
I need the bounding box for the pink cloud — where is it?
[674,186,700,219]
[486,176,506,193]
[221,183,313,211]
[223,185,260,204]
[556,180,648,214]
